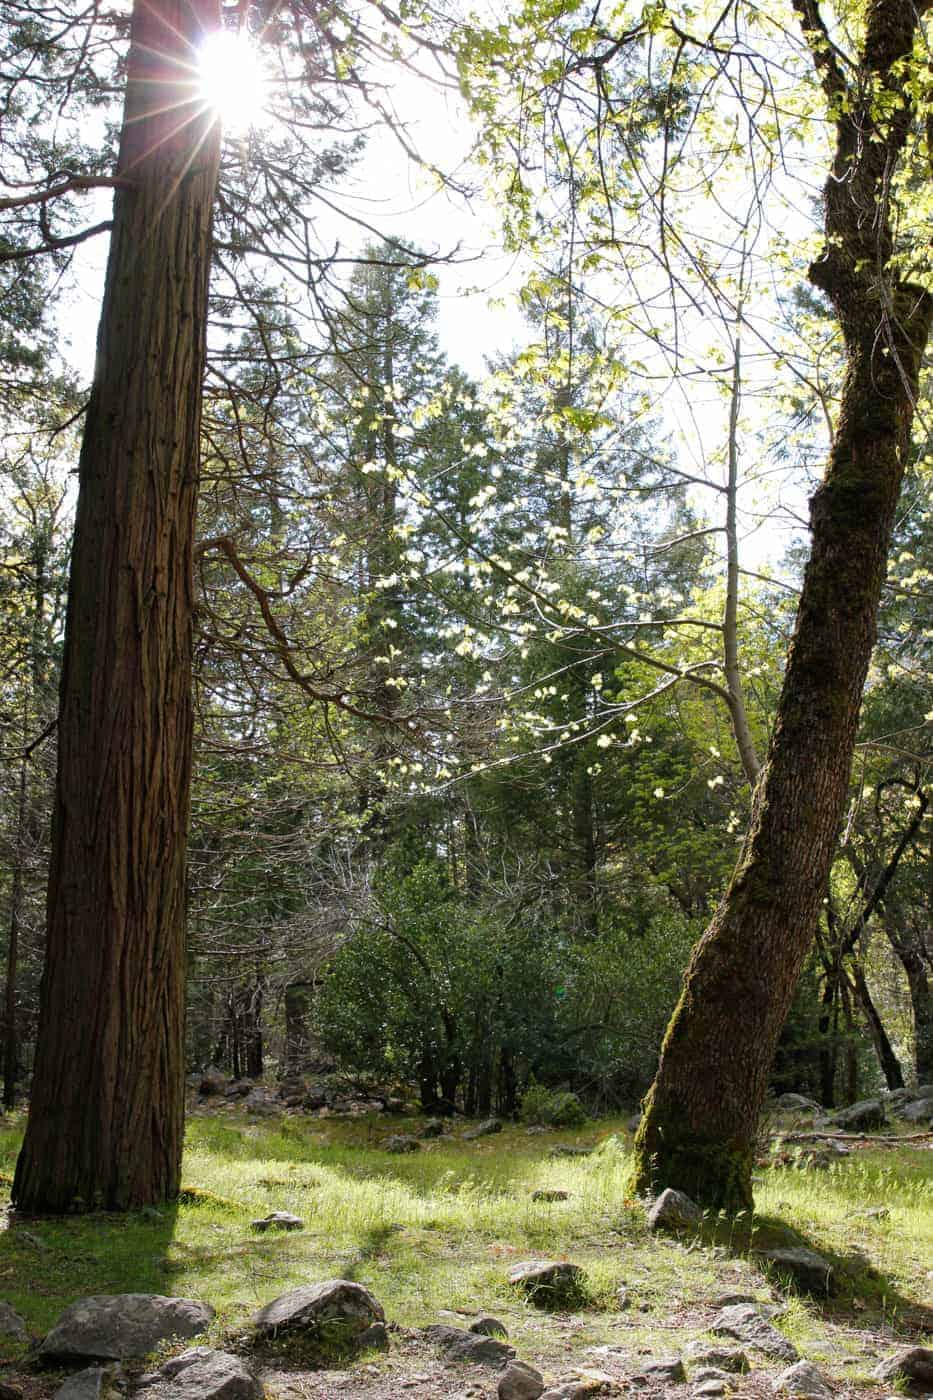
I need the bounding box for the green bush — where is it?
[520,1081,588,1127]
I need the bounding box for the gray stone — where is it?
[531,1189,569,1202]
[627,1113,641,1133]
[539,1389,597,1400]
[463,1119,503,1140]
[693,1368,732,1383]
[54,1369,115,1400]
[776,1094,822,1112]
[470,1316,508,1337]
[774,1362,832,1398]
[385,1135,421,1153]
[831,1098,886,1131]
[684,1344,749,1373]
[508,1259,586,1304]
[694,1382,728,1397]
[547,1145,593,1159]
[642,1357,685,1382]
[710,1292,759,1308]
[253,1280,384,1341]
[0,1302,27,1338]
[899,1098,933,1124]
[421,1119,446,1138]
[498,1360,545,1399]
[646,1188,702,1232]
[250,1212,304,1232]
[138,1348,263,1398]
[754,1246,833,1295]
[198,1068,227,1095]
[873,1347,933,1390]
[423,1324,514,1366]
[243,1089,279,1117]
[711,1304,798,1363]
[356,1323,389,1351]
[39,1295,215,1362]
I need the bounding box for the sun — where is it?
[198,29,268,134]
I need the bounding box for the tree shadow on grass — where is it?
[696,1210,933,1340]
[0,1201,182,1361]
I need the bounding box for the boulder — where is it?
[423,1324,514,1366]
[899,1098,933,1124]
[463,1119,503,1140]
[774,1361,832,1398]
[508,1260,586,1306]
[0,1302,28,1338]
[357,1323,389,1351]
[754,1246,834,1294]
[498,1360,546,1399]
[250,1212,304,1232]
[54,1370,115,1400]
[198,1068,227,1096]
[711,1303,798,1363]
[243,1089,279,1117]
[873,1347,933,1390]
[646,1188,702,1232]
[252,1281,384,1342]
[684,1343,749,1373]
[384,1135,421,1153]
[421,1119,446,1139]
[225,1080,254,1098]
[776,1094,822,1112]
[831,1098,886,1131]
[137,1348,263,1398]
[39,1295,215,1362]
[641,1357,686,1382]
[470,1316,508,1337]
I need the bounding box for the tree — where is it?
[633,0,932,1209]
[12,0,222,1211]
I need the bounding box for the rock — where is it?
[385,1135,421,1153]
[831,1098,886,1131]
[684,1343,749,1373]
[421,1119,446,1138]
[463,1119,503,1140]
[774,1361,832,1398]
[775,1093,822,1112]
[54,1372,115,1400]
[754,1246,834,1295]
[642,1358,686,1382]
[39,1295,215,1362]
[646,1188,702,1232]
[861,1205,890,1219]
[531,1189,569,1202]
[470,1316,508,1337]
[138,1348,263,1398]
[711,1303,798,1363]
[539,1388,600,1400]
[250,1212,304,1232]
[507,1260,586,1305]
[0,1302,28,1338]
[710,1292,759,1308]
[627,1113,641,1133]
[616,1285,630,1310]
[693,1368,732,1383]
[873,1347,933,1390]
[225,1079,254,1098]
[423,1324,514,1366]
[694,1382,728,1397]
[253,1281,384,1342]
[198,1068,227,1095]
[357,1322,389,1351]
[0,1381,23,1400]
[547,1145,593,1159]
[498,1360,546,1399]
[899,1098,933,1124]
[243,1089,279,1116]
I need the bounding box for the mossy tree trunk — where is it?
[12,0,221,1212]
[633,0,932,1211]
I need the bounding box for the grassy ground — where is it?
[0,1109,929,1390]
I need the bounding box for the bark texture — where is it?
[13,0,221,1211]
[633,0,932,1211]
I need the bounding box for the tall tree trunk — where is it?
[13,0,221,1212]
[849,961,904,1091]
[3,759,28,1111]
[633,0,932,1211]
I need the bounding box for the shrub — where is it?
[520,1081,587,1127]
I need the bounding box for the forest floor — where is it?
[0,1107,929,1398]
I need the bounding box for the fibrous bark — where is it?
[633,0,932,1211]
[13,0,221,1211]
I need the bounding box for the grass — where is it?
[0,1108,929,1380]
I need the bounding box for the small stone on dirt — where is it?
[0,1303,27,1338]
[385,1135,421,1153]
[711,1303,798,1363]
[641,1357,686,1382]
[39,1294,215,1362]
[423,1324,514,1366]
[463,1119,503,1139]
[774,1361,833,1398]
[873,1347,933,1390]
[532,1189,570,1202]
[253,1280,384,1341]
[250,1212,304,1232]
[754,1247,833,1295]
[498,1359,546,1399]
[470,1316,509,1337]
[508,1260,586,1305]
[646,1188,702,1232]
